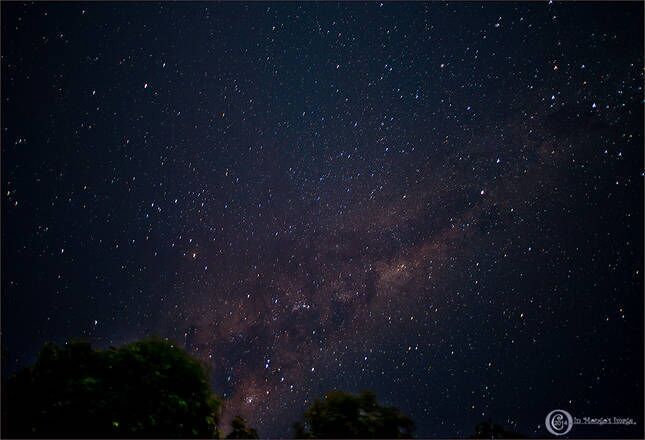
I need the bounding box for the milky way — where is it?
[2,2,643,438]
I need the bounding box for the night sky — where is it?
[2,2,643,438]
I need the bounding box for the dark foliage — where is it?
[226,415,259,439]
[2,338,222,438]
[293,390,415,439]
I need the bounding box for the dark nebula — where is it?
[2,2,643,438]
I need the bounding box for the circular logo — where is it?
[546,409,573,436]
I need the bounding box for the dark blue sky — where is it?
[2,2,643,438]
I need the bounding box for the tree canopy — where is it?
[2,338,222,438]
[293,390,415,439]
[5,338,520,439]
[226,415,259,439]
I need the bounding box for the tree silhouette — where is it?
[226,415,259,439]
[2,338,222,438]
[471,420,526,439]
[293,390,415,439]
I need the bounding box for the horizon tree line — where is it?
[1,337,523,439]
